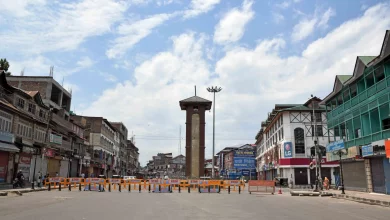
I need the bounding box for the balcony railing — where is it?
[51,113,72,131]
[344,128,390,148]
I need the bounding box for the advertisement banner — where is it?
[18,153,31,180]
[170,179,180,184]
[386,140,390,158]
[234,150,255,157]
[284,142,293,158]
[45,148,55,157]
[326,140,345,152]
[69,178,82,183]
[149,179,160,184]
[109,179,121,184]
[230,180,240,186]
[233,157,256,169]
[362,145,374,157]
[326,146,359,162]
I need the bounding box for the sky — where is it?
[1,0,390,166]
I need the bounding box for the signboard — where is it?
[87,178,104,183]
[362,145,374,157]
[234,150,255,157]
[189,180,199,184]
[326,146,359,162]
[69,178,82,183]
[0,131,14,142]
[45,148,55,157]
[284,142,293,158]
[149,179,160,184]
[49,177,62,183]
[233,157,256,169]
[129,179,142,183]
[109,179,121,184]
[50,133,62,145]
[170,179,180,184]
[18,153,31,181]
[326,139,345,152]
[386,140,390,158]
[230,180,240,186]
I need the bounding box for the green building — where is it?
[321,30,390,194]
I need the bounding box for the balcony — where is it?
[51,113,72,131]
[62,140,72,150]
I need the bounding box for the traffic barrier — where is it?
[85,178,105,191]
[170,179,180,191]
[229,180,241,194]
[46,177,64,191]
[68,178,82,191]
[127,179,142,192]
[198,180,220,193]
[248,180,275,195]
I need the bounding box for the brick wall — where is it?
[7,81,49,99]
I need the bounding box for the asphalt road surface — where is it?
[1,190,389,220]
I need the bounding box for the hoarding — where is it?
[233,157,256,169]
[284,142,293,158]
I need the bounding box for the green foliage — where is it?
[0,58,11,75]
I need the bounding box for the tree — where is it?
[0,58,11,76]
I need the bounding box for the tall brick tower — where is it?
[179,88,211,178]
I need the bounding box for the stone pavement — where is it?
[328,189,390,208]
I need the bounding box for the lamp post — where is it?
[207,86,222,178]
[333,149,347,194]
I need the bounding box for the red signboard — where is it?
[279,158,339,166]
[45,148,55,157]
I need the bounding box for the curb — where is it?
[332,194,390,208]
[1,188,47,196]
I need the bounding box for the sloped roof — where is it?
[179,95,212,110]
[336,75,352,84]
[358,56,376,65]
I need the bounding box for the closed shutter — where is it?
[370,157,386,194]
[294,168,308,185]
[47,159,60,177]
[71,160,78,177]
[343,161,367,191]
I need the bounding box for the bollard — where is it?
[188,186,190,193]
[59,183,62,191]
[148,184,151,193]
[48,183,51,191]
[79,183,81,191]
[119,184,121,192]
[178,185,181,193]
[198,185,200,193]
[139,184,141,193]
[218,186,221,193]
[159,184,161,193]
[89,183,91,191]
[129,184,131,192]
[228,186,230,194]
[108,183,111,192]
[208,185,210,193]
[99,184,101,192]
[239,186,241,194]
[32,182,35,190]
[69,183,71,191]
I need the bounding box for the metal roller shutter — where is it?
[343,161,367,192]
[370,157,386,194]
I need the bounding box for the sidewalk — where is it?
[328,189,390,208]
[0,187,47,196]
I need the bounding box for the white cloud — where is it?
[106,13,179,59]
[0,0,129,55]
[183,0,220,18]
[76,56,94,68]
[100,72,118,82]
[0,0,46,17]
[272,12,285,24]
[84,3,390,164]
[291,7,336,42]
[276,1,290,9]
[213,0,255,45]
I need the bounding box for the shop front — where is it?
[362,140,390,194]
[0,131,19,183]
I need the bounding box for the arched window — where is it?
[310,146,326,157]
[294,128,305,154]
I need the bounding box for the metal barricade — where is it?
[248,180,275,195]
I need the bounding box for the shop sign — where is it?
[234,150,255,157]
[386,140,390,159]
[45,148,55,157]
[284,142,293,158]
[18,153,31,180]
[326,140,345,152]
[0,131,14,143]
[326,146,359,162]
[362,145,374,157]
[50,134,62,145]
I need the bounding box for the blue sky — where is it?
[1,0,390,165]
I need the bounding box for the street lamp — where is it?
[207,86,222,179]
[333,149,347,194]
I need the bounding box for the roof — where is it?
[179,95,212,110]
[25,91,39,97]
[358,56,376,65]
[336,75,352,84]
[278,105,326,111]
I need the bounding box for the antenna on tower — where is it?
[194,85,196,96]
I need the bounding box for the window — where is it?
[0,110,12,132]
[334,126,340,136]
[357,79,366,93]
[370,108,380,133]
[343,90,350,102]
[380,104,390,130]
[17,98,25,109]
[353,116,361,138]
[337,95,343,105]
[311,112,322,122]
[350,84,357,98]
[312,125,323,136]
[331,99,337,109]
[39,109,45,118]
[340,123,346,139]
[28,103,36,114]
[294,128,305,154]
[366,73,375,88]
[17,123,32,138]
[375,66,385,82]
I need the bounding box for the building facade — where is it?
[322,30,390,194]
[110,122,128,176]
[126,140,139,175]
[255,98,339,187]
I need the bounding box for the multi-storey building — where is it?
[217,145,239,177]
[71,116,115,177]
[255,97,339,187]
[110,122,128,176]
[321,30,390,194]
[6,74,77,177]
[0,71,50,183]
[126,140,139,175]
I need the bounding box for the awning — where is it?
[0,142,20,152]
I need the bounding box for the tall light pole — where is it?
[207,86,222,178]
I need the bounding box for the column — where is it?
[364,159,373,193]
